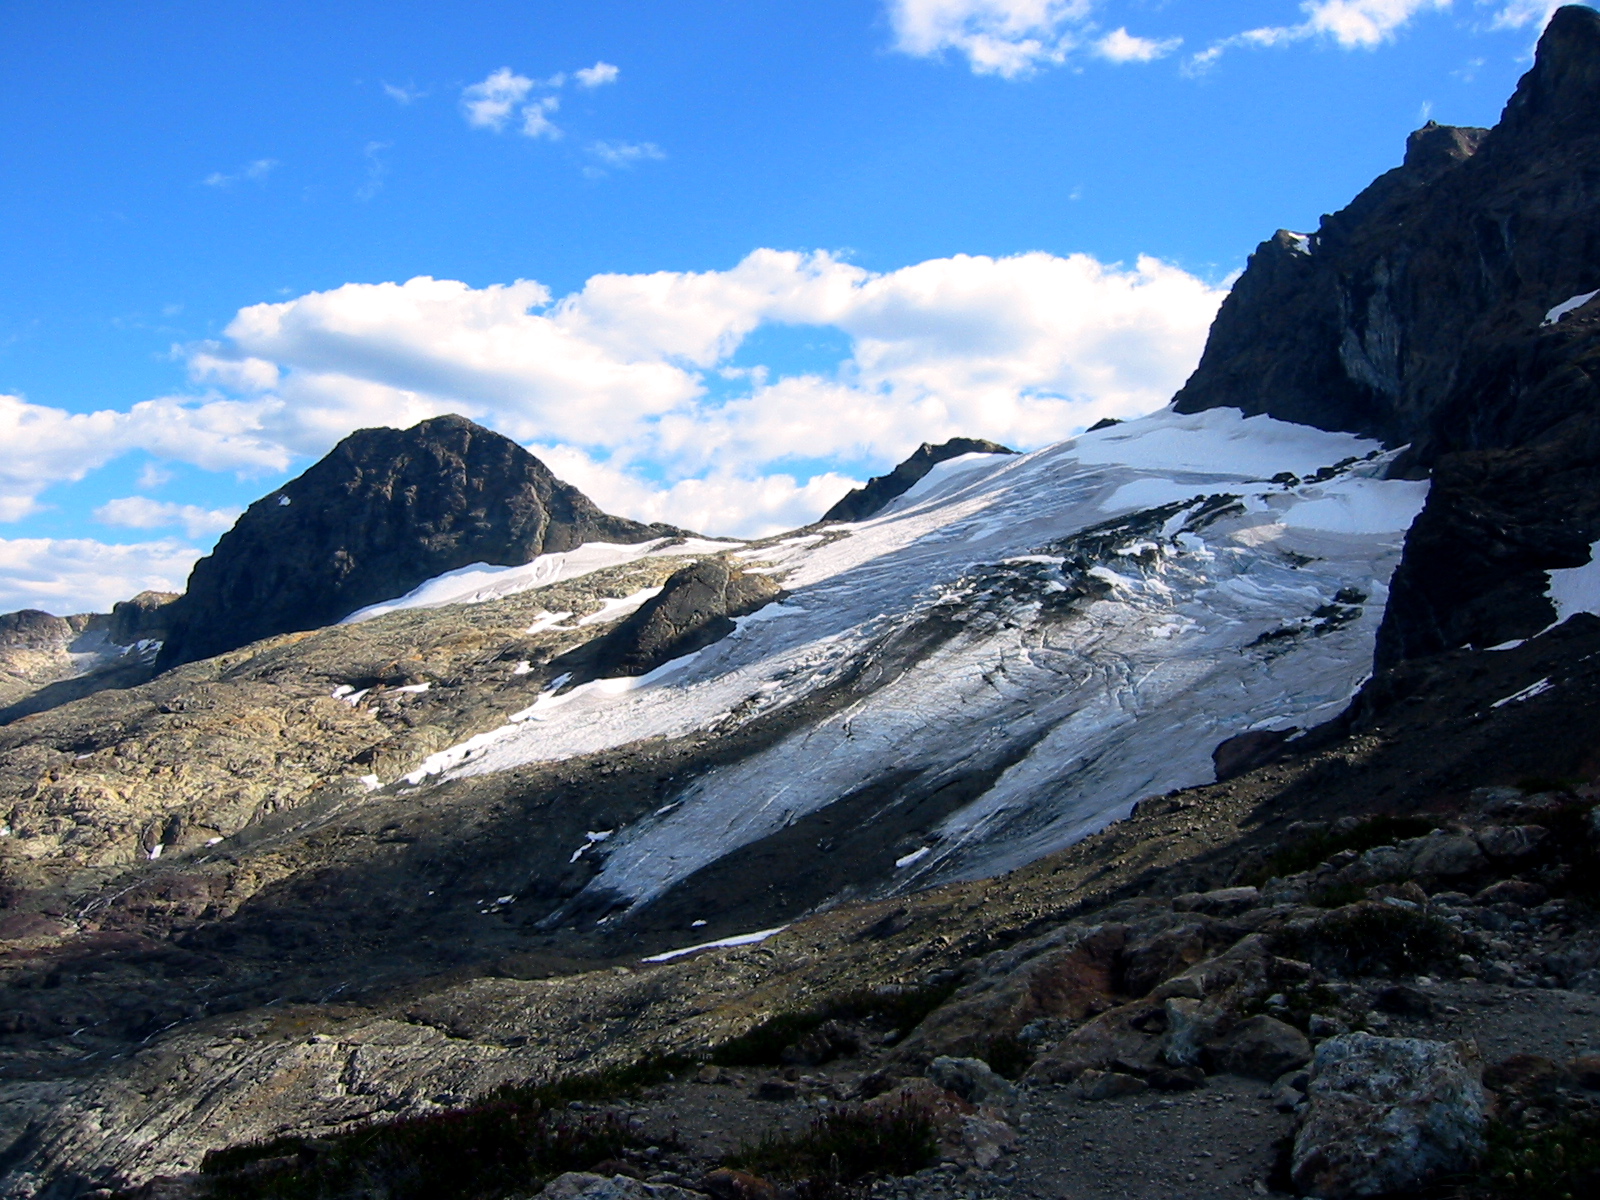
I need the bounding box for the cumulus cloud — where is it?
[1191,0,1452,70]
[94,497,241,539]
[461,68,535,130]
[179,248,1223,533]
[886,0,1178,75]
[382,81,426,104]
[3,245,1224,594]
[0,537,201,614]
[203,158,278,188]
[574,61,620,87]
[1094,28,1182,63]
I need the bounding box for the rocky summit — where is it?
[155,415,683,671]
[4,12,1600,1200]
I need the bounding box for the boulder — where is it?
[539,1174,704,1200]
[702,1168,778,1200]
[1475,825,1549,861]
[1172,886,1261,917]
[1210,1015,1312,1081]
[926,1056,1018,1106]
[1291,1034,1489,1198]
[1023,999,1164,1085]
[1161,997,1224,1069]
[1069,1069,1148,1101]
[1409,834,1486,879]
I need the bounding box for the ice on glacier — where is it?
[393,407,1431,914]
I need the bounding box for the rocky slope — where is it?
[0,593,176,723]
[5,13,1600,1200]
[155,415,682,670]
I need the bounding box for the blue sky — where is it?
[0,0,1575,612]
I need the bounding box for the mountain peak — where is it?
[821,437,1016,523]
[1500,4,1600,138]
[155,415,684,669]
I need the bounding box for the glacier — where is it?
[384,407,1428,918]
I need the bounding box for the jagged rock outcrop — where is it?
[553,558,784,686]
[155,415,682,670]
[821,438,1015,523]
[1175,7,1600,664]
[0,594,177,721]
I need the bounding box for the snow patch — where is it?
[342,538,739,623]
[1490,678,1554,708]
[577,587,662,626]
[640,924,788,963]
[1547,539,1600,625]
[1543,289,1599,326]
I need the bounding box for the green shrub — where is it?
[710,979,959,1067]
[199,1102,641,1200]
[1471,1114,1600,1200]
[727,1103,939,1193]
[1271,902,1460,978]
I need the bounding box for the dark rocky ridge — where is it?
[552,557,784,686]
[821,438,1015,523]
[155,415,682,670]
[1173,6,1600,664]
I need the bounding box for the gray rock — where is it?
[554,557,782,685]
[1070,1069,1148,1101]
[927,1056,1019,1106]
[1409,834,1486,878]
[1291,1033,1489,1198]
[1162,997,1222,1068]
[1475,825,1548,861]
[1211,1015,1312,1081]
[1172,886,1260,917]
[539,1173,705,1200]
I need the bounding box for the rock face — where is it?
[821,438,1015,523]
[1173,6,1600,663]
[156,415,680,670]
[1291,1033,1489,1198]
[554,558,783,685]
[0,594,177,721]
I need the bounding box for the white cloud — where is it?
[574,61,620,88]
[1094,27,1182,62]
[886,0,1178,75]
[589,140,665,168]
[1191,0,1452,69]
[382,81,425,104]
[1,245,1224,588]
[192,248,1222,534]
[94,497,241,539]
[203,158,278,188]
[137,463,174,490]
[1485,0,1563,29]
[532,443,861,537]
[461,68,536,131]
[0,537,200,615]
[520,95,562,139]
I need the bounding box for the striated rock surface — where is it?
[156,415,681,670]
[820,438,1014,523]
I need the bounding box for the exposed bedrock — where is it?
[821,437,1015,523]
[1177,7,1600,666]
[553,558,785,686]
[155,415,682,671]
